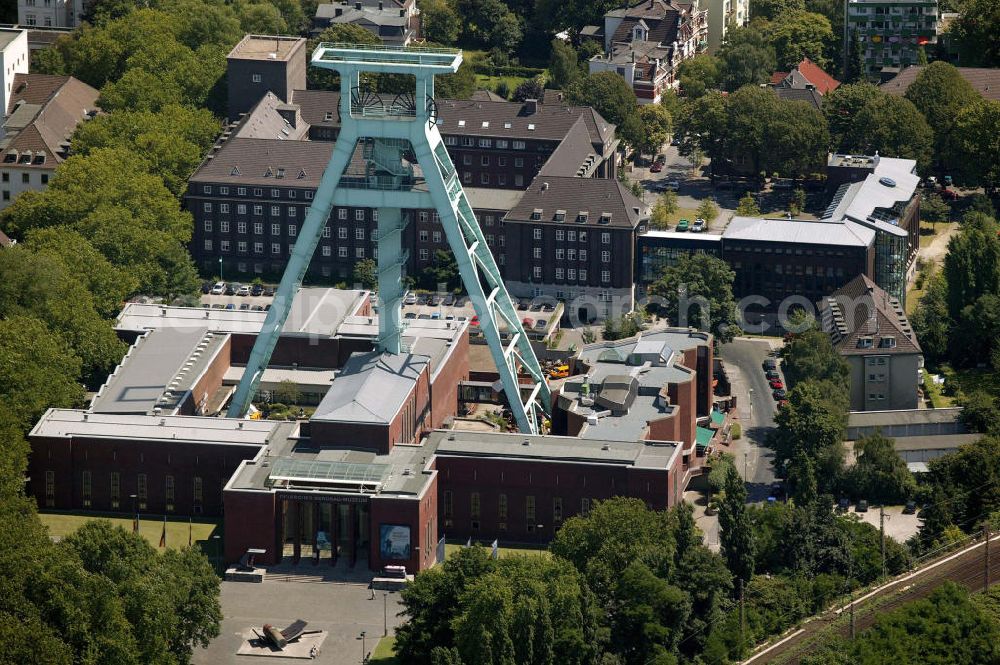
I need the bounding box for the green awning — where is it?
[710,410,725,426]
[696,426,714,449]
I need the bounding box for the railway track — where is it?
[744,534,1000,664]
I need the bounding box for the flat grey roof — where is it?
[576,329,706,387]
[426,430,679,469]
[641,230,723,242]
[115,288,368,337]
[847,408,964,428]
[30,408,277,446]
[888,434,980,451]
[0,28,25,50]
[228,34,305,61]
[464,186,524,212]
[226,425,436,497]
[724,216,876,247]
[312,352,429,424]
[90,328,228,415]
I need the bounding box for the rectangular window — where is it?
[419,248,429,260]
[581,497,591,517]
[193,477,203,504]
[533,247,542,259]
[525,495,536,522]
[355,209,365,221]
[237,204,247,215]
[338,208,348,220]
[252,73,262,83]
[271,188,280,198]
[579,269,587,281]
[498,493,508,520]
[272,243,281,254]
[601,270,610,282]
[323,226,331,238]
[443,490,454,518]
[254,242,263,254]
[238,221,247,234]
[556,268,564,279]
[356,228,365,240]
[463,155,472,166]
[338,247,348,258]
[355,247,364,258]
[253,188,263,197]
[238,241,247,253]
[203,185,212,194]
[220,203,230,214]
[602,232,611,244]
[322,245,331,256]
[471,492,481,519]
[271,223,281,235]
[513,141,526,150]
[203,239,212,251]
[556,248,564,260]
[553,497,563,522]
[568,268,576,280]
[45,470,54,507]
[220,240,230,252]
[253,205,263,216]
[137,473,147,507]
[220,220,229,233]
[203,202,212,212]
[271,205,280,216]
[580,249,587,261]
[288,225,297,237]
[533,228,542,240]
[220,186,228,195]
[82,471,92,506]
[480,173,489,185]
[338,227,347,239]
[165,475,175,502]
[238,187,246,196]
[111,472,120,502]
[432,231,441,243]
[419,230,429,242]
[602,251,610,262]
[533,266,542,279]
[203,220,212,232]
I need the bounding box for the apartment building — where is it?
[705,0,748,52]
[585,0,709,103]
[17,0,84,28]
[313,0,419,46]
[846,0,939,73]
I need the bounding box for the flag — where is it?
[188,518,193,547]
[436,535,446,564]
[465,536,472,548]
[490,539,498,560]
[159,517,167,548]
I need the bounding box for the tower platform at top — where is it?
[312,42,462,74]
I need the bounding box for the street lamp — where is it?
[360,631,367,664]
[218,256,223,283]
[130,493,138,532]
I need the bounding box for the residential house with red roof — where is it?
[1,73,99,210]
[770,57,842,95]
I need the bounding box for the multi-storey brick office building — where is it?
[502,176,649,321]
[226,35,307,119]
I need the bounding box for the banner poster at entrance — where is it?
[436,535,446,564]
[380,524,411,560]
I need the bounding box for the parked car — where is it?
[903,500,917,514]
[404,312,416,319]
[923,176,938,188]
[529,302,543,312]
[691,218,706,233]
[417,294,429,305]
[252,305,264,311]
[535,319,547,329]
[772,388,786,400]
[430,312,441,319]
[470,315,480,326]
[237,285,251,297]
[856,499,869,513]
[943,175,953,187]
[663,179,680,191]
[522,317,534,327]
[225,284,238,296]
[769,482,784,499]
[763,359,777,371]
[212,303,225,309]
[210,282,226,295]
[837,497,850,512]
[766,369,780,380]
[417,313,431,319]
[548,365,570,379]
[263,287,275,297]
[403,292,417,305]
[517,300,529,310]
[239,303,250,311]
[676,219,690,231]
[250,284,264,296]
[201,282,212,294]
[769,378,784,389]
[443,294,455,306]
[541,304,554,313]
[650,162,663,173]
[225,303,235,310]
[670,136,681,146]
[940,188,959,200]
[263,304,271,311]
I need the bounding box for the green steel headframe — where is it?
[226,43,551,434]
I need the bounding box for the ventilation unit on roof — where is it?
[879,177,897,188]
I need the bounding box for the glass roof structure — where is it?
[267,457,391,491]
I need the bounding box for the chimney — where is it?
[335,6,343,15]
[378,0,383,8]
[524,98,538,114]
[355,1,361,9]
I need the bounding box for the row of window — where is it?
[201,185,315,200]
[204,239,372,259]
[460,154,526,168]
[1,172,48,185]
[45,471,204,511]
[532,266,608,282]
[204,220,384,239]
[202,202,371,220]
[534,228,610,244]
[461,171,523,187]
[443,490,593,523]
[443,136,529,150]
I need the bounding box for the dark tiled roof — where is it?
[881,65,1000,102]
[291,89,614,143]
[792,58,840,95]
[470,90,508,102]
[820,274,921,355]
[506,176,648,229]
[233,91,309,141]
[2,74,99,167]
[189,137,334,186]
[773,87,823,110]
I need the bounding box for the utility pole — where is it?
[985,523,991,593]
[879,506,888,580]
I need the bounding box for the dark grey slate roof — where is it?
[505,176,648,229]
[189,137,334,187]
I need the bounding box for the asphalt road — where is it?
[718,337,779,501]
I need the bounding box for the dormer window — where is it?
[230,166,241,176]
[878,336,896,349]
[857,336,874,349]
[632,25,647,41]
[458,120,466,127]
[577,211,589,223]
[531,208,543,221]
[554,209,566,222]
[276,168,285,179]
[599,212,612,224]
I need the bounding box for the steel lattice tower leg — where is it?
[227,43,549,434]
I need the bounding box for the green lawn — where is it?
[650,207,700,231]
[444,541,550,559]
[370,636,399,665]
[474,74,530,98]
[39,512,221,551]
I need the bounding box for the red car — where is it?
[769,378,784,390]
[522,317,534,327]
[650,162,663,173]
[940,188,959,200]
[470,315,479,326]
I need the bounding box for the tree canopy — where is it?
[647,252,739,343]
